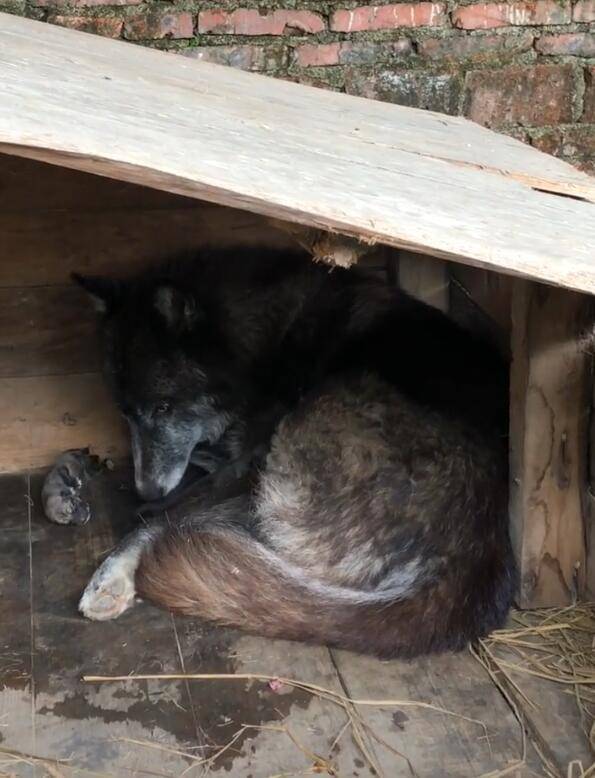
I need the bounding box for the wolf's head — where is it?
[74,272,240,501]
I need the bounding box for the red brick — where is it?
[464,64,574,128]
[294,41,415,68]
[198,9,325,35]
[419,32,533,60]
[453,1,570,29]
[573,0,595,21]
[338,39,413,64]
[346,69,462,114]
[124,12,194,40]
[530,128,562,156]
[330,3,446,31]
[536,33,595,57]
[290,71,345,91]
[584,67,595,124]
[33,0,140,6]
[532,126,595,175]
[47,14,123,37]
[182,45,286,71]
[293,43,340,67]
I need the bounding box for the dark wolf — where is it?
[74,247,515,658]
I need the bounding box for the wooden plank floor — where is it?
[0,469,582,778]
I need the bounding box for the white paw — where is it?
[79,561,136,621]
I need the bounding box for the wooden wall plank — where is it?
[0,286,99,377]
[449,264,512,335]
[509,280,592,607]
[588,390,595,599]
[0,207,293,288]
[0,373,128,473]
[398,251,448,312]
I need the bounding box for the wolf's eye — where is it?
[154,401,171,415]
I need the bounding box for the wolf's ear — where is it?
[153,285,202,334]
[72,273,121,315]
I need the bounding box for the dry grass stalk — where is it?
[474,604,595,777]
[84,670,493,777]
[0,746,70,778]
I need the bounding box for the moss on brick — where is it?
[287,64,347,88]
[6,0,593,176]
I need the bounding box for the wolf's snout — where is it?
[136,481,167,502]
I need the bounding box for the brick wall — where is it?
[4,1,594,174]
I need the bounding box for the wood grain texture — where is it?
[0,475,34,778]
[21,471,202,776]
[331,648,533,777]
[397,251,449,312]
[509,280,592,607]
[175,626,376,776]
[2,14,595,293]
[490,644,593,775]
[0,286,99,377]
[0,205,292,288]
[0,373,128,473]
[449,264,513,335]
[0,150,200,213]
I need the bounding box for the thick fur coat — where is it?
[75,247,515,658]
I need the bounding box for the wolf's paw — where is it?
[44,491,91,526]
[79,561,135,621]
[42,451,97,526]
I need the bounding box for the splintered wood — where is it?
[510,281,593,607]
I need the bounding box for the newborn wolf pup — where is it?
[74,247,515,658]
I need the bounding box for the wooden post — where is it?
[510,280,593,608]
[588,384,595,600]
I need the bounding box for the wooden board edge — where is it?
[3,143,595,297]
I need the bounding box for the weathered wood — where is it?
[588,414,595,599]
[0,150,201,213]
[397,250,449,312]
[331,648,532,777]
[0,286,99,378]
[0,475,34,777]
[489,643,593,775]
[448,264,512,355]
[0,205,292,288]
[2,15,595,293]
[510,280,592,607]
[23,470,201,776]
[175,627,376,776]
[0,373,128,473]
[450,264,513,335]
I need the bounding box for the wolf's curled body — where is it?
[74,247,515,658]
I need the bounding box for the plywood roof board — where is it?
[1,13,595,293]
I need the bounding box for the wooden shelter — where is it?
[0,14,594,775]
[2,11,595,609]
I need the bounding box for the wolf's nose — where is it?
[136,482,167,502]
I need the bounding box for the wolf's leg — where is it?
[79,523,164,621]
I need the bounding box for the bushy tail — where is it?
[136,502,514,659]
